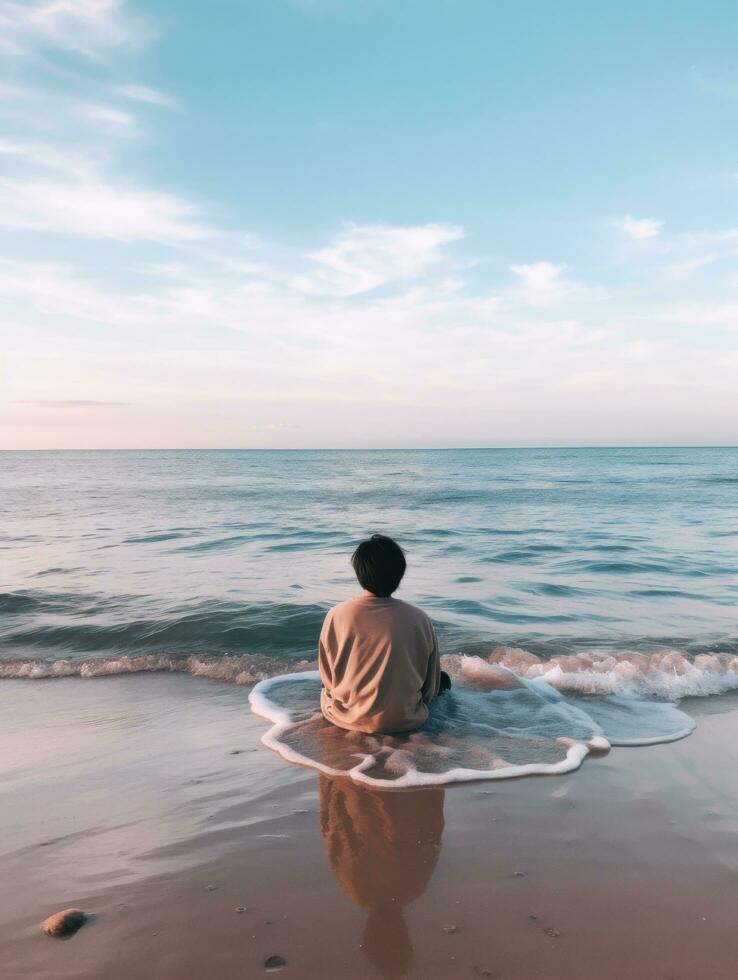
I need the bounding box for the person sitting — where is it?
[318,534,450,735]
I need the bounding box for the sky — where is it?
[1,0,737,449]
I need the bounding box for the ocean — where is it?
[1,448,737,702]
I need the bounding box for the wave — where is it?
[0,592,327,655]
[0,652,313,683]
[173,534,253,553]
[0,592,46,613]
[521,583,591,598]
[484,647,738,699]
[122,531,190,544]
[570,560,674,574]
[3,645,738,704]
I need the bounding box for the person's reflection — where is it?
[319,774,445,978]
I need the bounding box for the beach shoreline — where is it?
[2,674,738,979]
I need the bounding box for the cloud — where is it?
[661,254,718,280]
[4,220,737,448]
[661,303,738,328]
[17,399,129,407]
[510,261,568,305]
[0,258,168,323]
[293,222,465,296]
[613,214,663,240]
[677,227,738,249]
[115,84,176,108]
[0,133,214,243]
[0,30,212,245]
[0,175,214,241]
[75,102,137,130]
[1,4,736,448]
[0,0,149,57]
[0,137,100,177]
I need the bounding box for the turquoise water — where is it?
[1,448,736,692]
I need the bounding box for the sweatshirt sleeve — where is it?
[318,610,334,689]
[421,623,441,703]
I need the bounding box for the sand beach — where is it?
[3,673,737,980]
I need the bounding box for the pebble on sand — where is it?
[42,909,87,939]
[544,927,562,938]
[442,924,459,935]
[264,954,287,972]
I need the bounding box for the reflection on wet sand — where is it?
[319,775,445,978]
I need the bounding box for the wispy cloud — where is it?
[613,214,663,240]
[0,0,150,58]
[661,254,719,280]
[0,258,168,323]
[293,222,464,296]
[0,137,100,177]
[17,399,129,407]
[0,175,214,241]
[0,3,214,245]
[660,303,738,328]
[74,102,137,130]
[115,83,176,108]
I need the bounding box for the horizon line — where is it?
[2,444,737,453]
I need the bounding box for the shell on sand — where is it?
[42,909,87,938]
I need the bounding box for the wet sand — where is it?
[2,674,738,980]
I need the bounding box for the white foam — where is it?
[2,648,699,786]
[486,647,738,699]
[249,660,699,786]
[249,670,608,787]
[0,653,312,684]
[2,646,736,703]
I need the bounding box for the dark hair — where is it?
[351,534,406,597]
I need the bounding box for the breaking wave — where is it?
[483,646,738,699]
[0,652,313,683]
[2,645,737,702]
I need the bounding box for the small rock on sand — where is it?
[264,954,286,972]
[42,909,87,938]
[442,924,458,935]
[544,927,562,938]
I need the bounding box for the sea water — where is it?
[1,448,736,783]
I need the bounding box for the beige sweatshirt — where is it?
[318,595,440,734]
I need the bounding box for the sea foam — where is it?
[249,662,695,788]
[2,645,737,701]
[484,646,738,699]
[0,652,312,684]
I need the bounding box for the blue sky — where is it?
[1,0,737,448]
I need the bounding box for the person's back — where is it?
[318,534,443,734]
